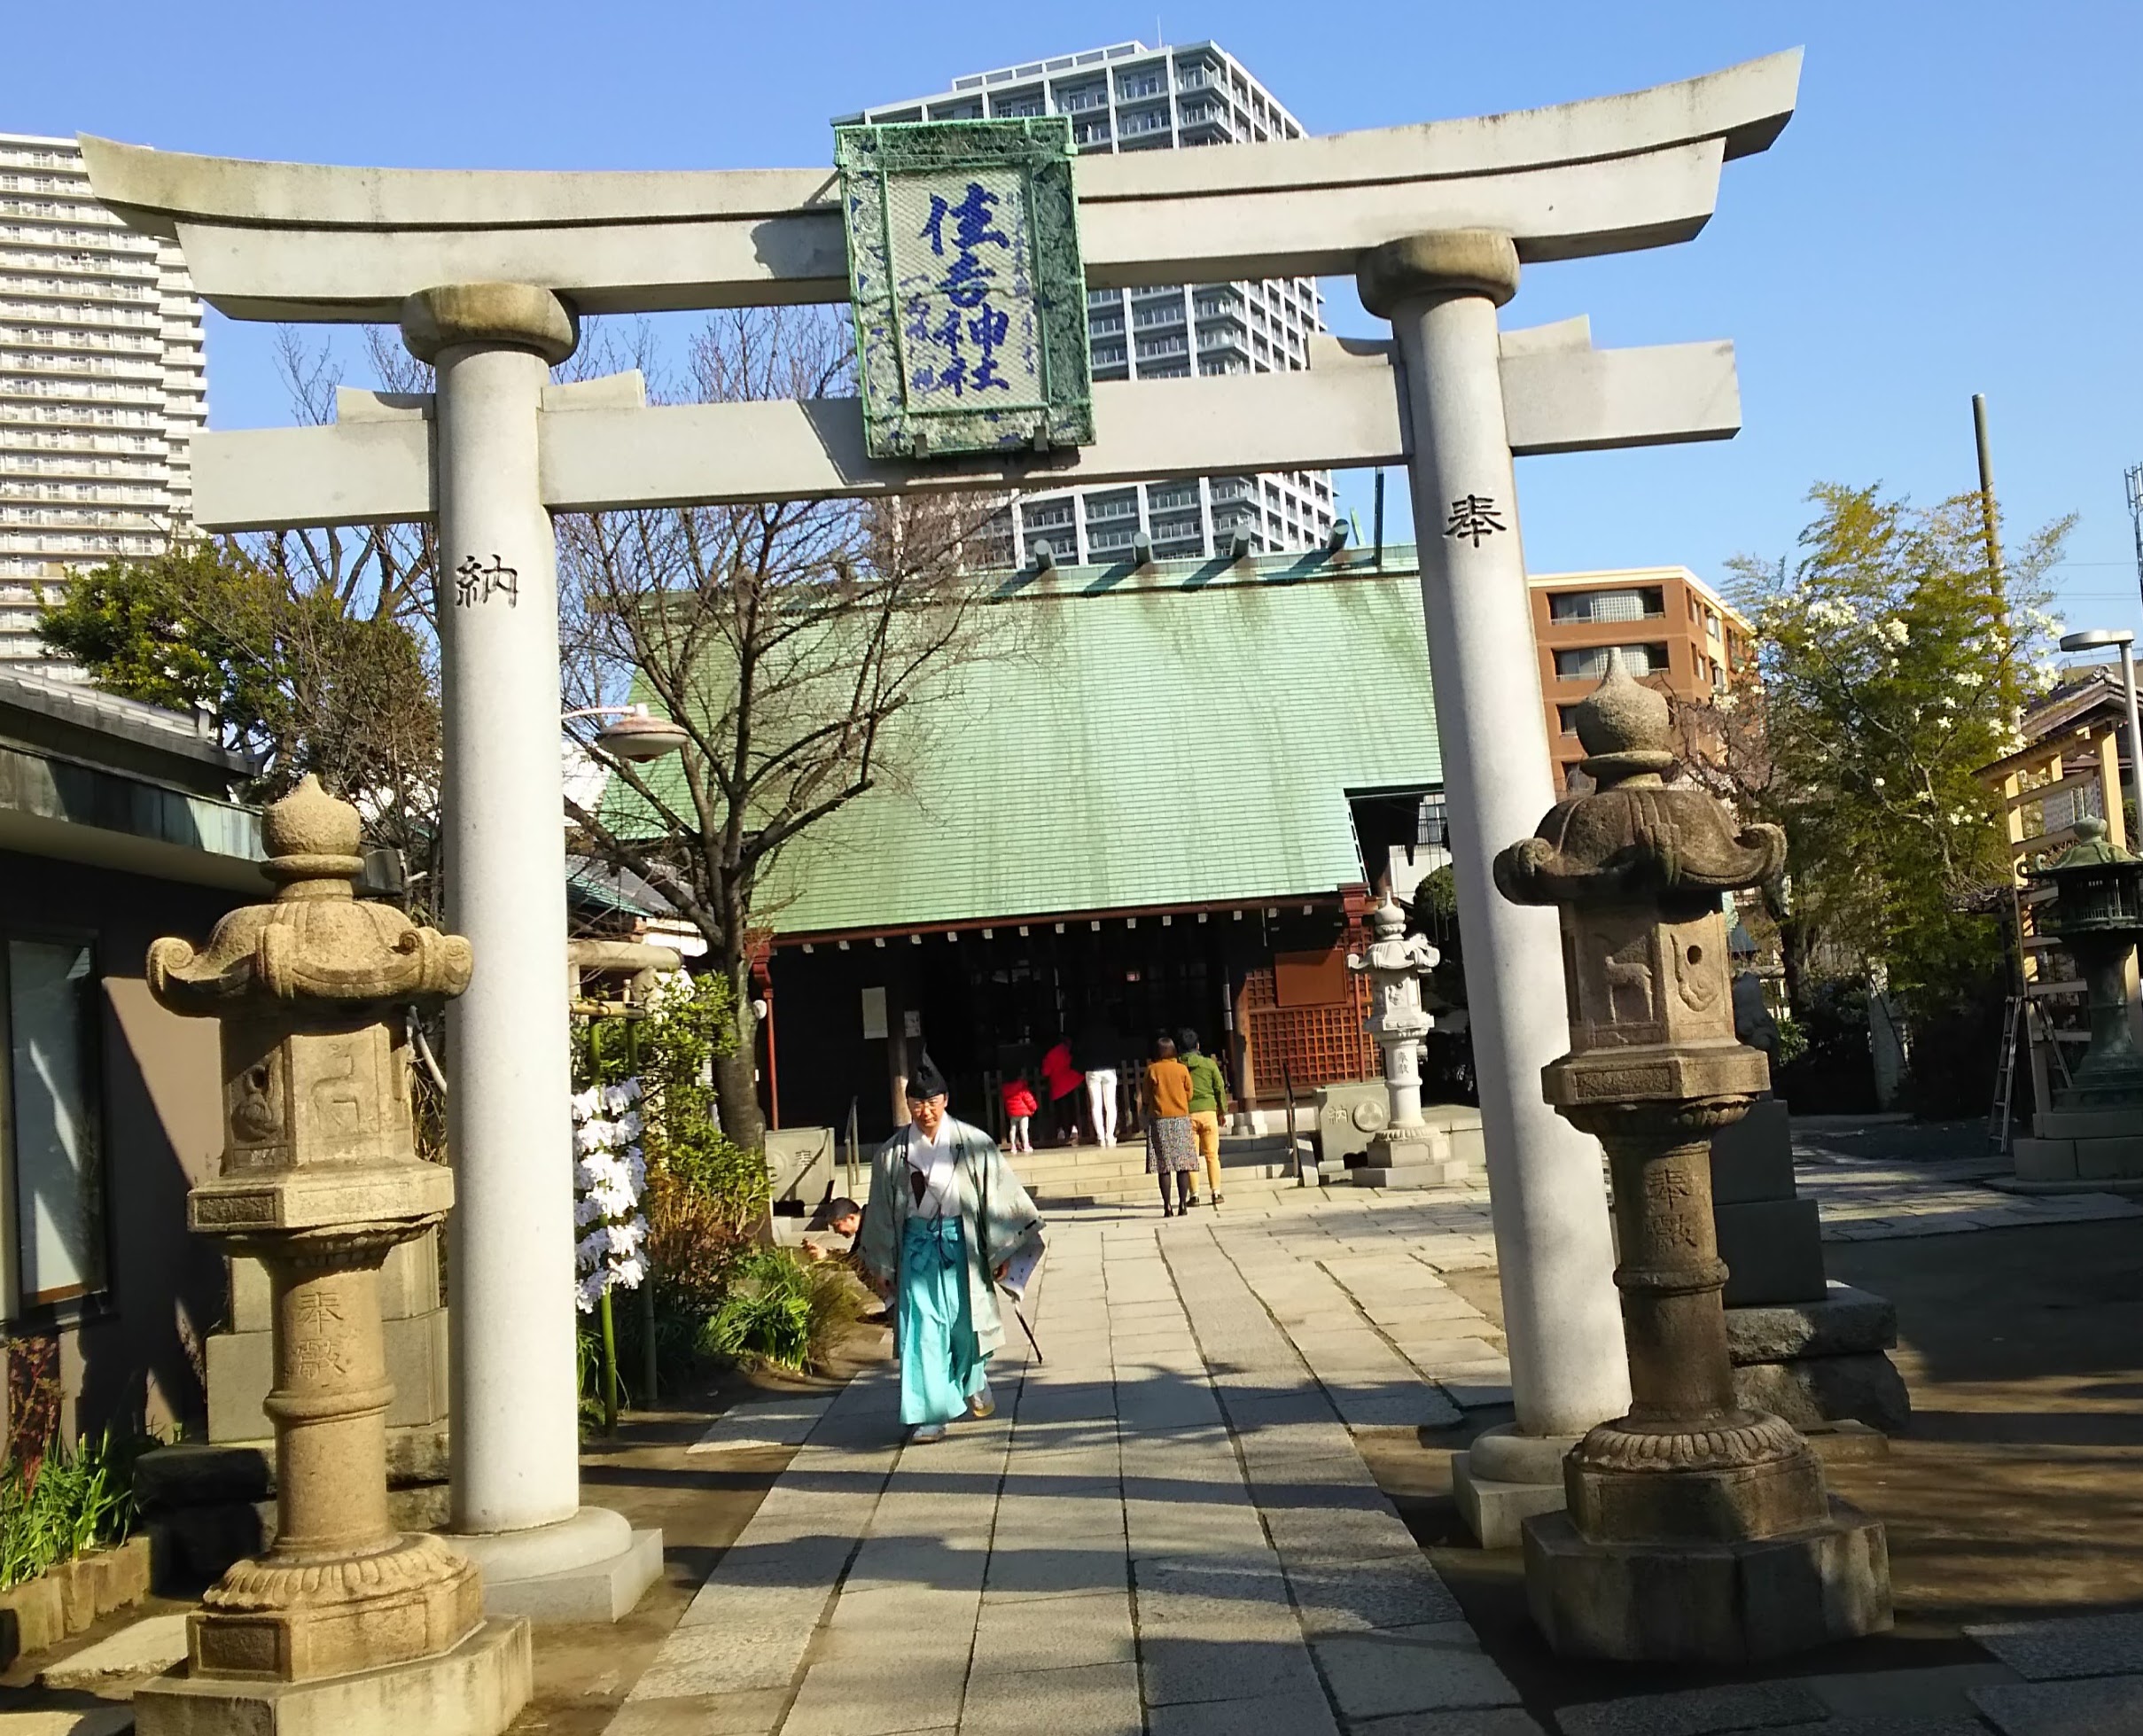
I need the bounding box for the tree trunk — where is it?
[712,948,767,1152]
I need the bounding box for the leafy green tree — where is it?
[36,539,440,906]
[1705,482,2071,1014]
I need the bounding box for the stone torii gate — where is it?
[83,47,1800,1602]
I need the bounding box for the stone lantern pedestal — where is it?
[1493,658,1890,1662]
[136,777,528,1736]
[1348,895,1469,1188]
[2014,817,2143,1189]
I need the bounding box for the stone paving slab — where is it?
[1966,1608,2143,1681]
[36,1610,189,1686]
[0,1711,135,1736]
[1970,1673,2143,1733]
[605,1688,795,1736]
[1313,1621,1523,1720]
[1146,1688,1342,1735]
[969,1585,1136,1673]
[1347,1714,1548,1736]
[1555,1679,1829,1735]
[960,1660,1142,1736]
[688,1391,837,1453]
[1756,1722,1994,1736]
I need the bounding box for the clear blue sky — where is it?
[16,1,2142,632]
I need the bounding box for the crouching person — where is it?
[860,1058,1046,1443]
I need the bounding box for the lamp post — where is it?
[2061,629,2143,837]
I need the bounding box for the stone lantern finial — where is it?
[139,778,527,1730]
[1571,647,1676,781]
[261,772,365,883]
[1489,662,1889,1662]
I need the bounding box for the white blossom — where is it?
[571,1074,650,1313]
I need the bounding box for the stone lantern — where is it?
[1492,657,1890,1661]
[136,776,529,1735]
[2014,815,2143,1187]
[1347,895,1462,1185]
[2035,816,2143,1104]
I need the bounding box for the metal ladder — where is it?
[1988,993,2076,1155]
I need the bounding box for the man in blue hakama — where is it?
[859,1059,1045,1443]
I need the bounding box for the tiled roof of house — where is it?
[604,547,1444,938]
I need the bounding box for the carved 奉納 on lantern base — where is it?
[135,776,529,1736]
[1494,656,1891,1662]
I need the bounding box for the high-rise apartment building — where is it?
[0,133,207,670]
[839,40,1336,565]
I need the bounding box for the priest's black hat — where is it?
[905,1056,949,1102]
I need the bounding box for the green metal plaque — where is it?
[835,118,1093,461]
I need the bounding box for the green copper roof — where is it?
[606,546,1441,938]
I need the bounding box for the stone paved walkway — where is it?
[608,1153,2142,1736]
[616,1205,1523,1735]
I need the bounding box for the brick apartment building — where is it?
[1531,565,1754,789]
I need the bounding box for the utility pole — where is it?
[1974,392,2005,586]
[2125,463,2143,615]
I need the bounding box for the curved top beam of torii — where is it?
[79,49,1800,323]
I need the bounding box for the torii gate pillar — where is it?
[1361,233,1633,1541]
[400,285,661,1616]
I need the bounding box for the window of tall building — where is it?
[1555,642,1671,681]
[1547,587,1664,624]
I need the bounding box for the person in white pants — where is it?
[1085,1068,1119,1146]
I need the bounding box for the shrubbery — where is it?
[575,969,861,1410]
[697,1249,861,1374]
[0,1431,141,1589]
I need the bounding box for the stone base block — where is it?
[1353,1159,1469,1189]
[1711,1097,1796,1204]
[2014,1136,2077,1183]
[1452,1451,1567,1551]
[487,1527,661,1623]
[1567,1443,1831,1544]
[2034,1106,2143,1141]
[2076,1133,2143,1181]
[135,1615,530,1736]
[2015,1129,2143,1187]
[1350,1131,1473,1189]
[1523,1499,1891,1662]
[191,1540,481,1681]
[0,1574,64,1662]
[1732,1354,1912,1436]
[1803,1421,1890,1464]
[138,1436,450,1590]
[1715,1199,1827,1307]
[1726,1285,1897,1365]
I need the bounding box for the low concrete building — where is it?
[0,666,263,1451]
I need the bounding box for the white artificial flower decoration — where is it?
[570,1076,651,1313]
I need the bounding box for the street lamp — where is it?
[2060,628,2143,835]
[565,704,689,763]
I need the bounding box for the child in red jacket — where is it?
[1000,1077,1039,1153]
